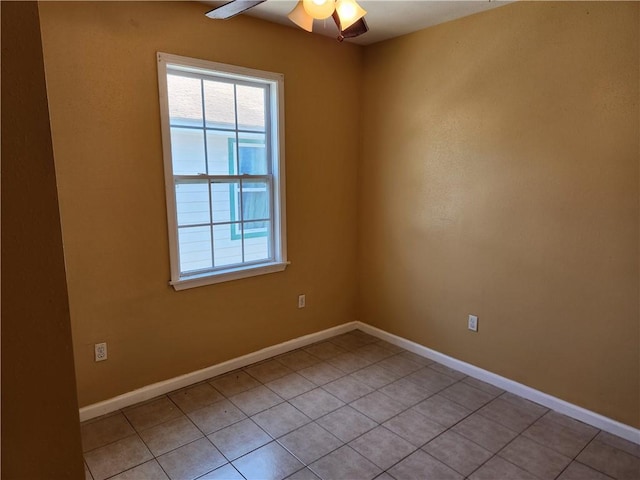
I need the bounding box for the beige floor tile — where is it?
[523,413,597,457]
[209,370,260,397]
[168,383,224,413]
[157,438,226,480]
[577,439,640,480]
[327,352,373,373]
[468,456,538,480]
[123,397,183,432]
[199,463,245,480]
[478,396,545,432]
[383,409,446,447]
[81,413,135,452]
[542,410,598,439]
[298,362,344,385]
[353,343,396,363]
[229,385,283,416]
[411,394,471,428]
[138,416,203,457]
[351,391,406,423]
[285,467,321,479]
[349,364,399,389]
[245,359,293,383]
[500,392,548,417]
[84,462,93,480]
[84,435,152,480]
[406,368,457,393]
[252,402,311,438]
[276,350,321,371]
[462,377,504,397]
[323,375,375,403]
[451,413,518,453]
[388,450,463,480]
[316,406,377,442]
[557,462,615,480]
[423,430,493,476]
[109,460,169,480]
[349,426,417,470]
[232,441,304,480]
[376,354,423,376]
[396,351,433,367]
[374,340,404,353]
[595,431,640,458]
[348,330,379,344]
[329,333,372,351]
[208,418,271,461]
[499,435,571,479]
[266,373,315,400]
[439,382,495,411]
[289,388,344,419]
[187,399,246,435]
[303,341,347,360]
[309,445,382,480]
[279,422,343,464]
[378,378,433,407]
[428,363,467,380]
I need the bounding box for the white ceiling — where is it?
[203,0,511,45]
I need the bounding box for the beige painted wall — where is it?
[39,1,362,407]
[359,1,639,427]
[1,2,84,476]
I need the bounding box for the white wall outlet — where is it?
[468,315,478,332]
[298,294,306,309]
[95,342,108,362]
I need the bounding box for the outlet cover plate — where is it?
[95,342,108,362]
[468,315,478,332]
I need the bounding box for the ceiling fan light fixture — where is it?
[303,0,335,20]
[287,1,314,32]
[335,0,366,30]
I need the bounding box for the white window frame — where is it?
[157,52,287,290]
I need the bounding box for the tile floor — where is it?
[81,330,640,480]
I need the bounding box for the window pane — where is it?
[170,127,206,175]
[237,140,267,175]
[175,181,210,226]
[237,84,266,132]
[211,180,238,223]
[241,180,270,224]
[206,130,236,175]
[168,74,203,127]
[204,79,236,129]
[213,224,243,266]
[178,226,212,273]
[244,222,271,262]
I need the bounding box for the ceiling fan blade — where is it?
[332,11,368,41]
[205,0,267,19]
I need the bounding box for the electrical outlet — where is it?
[95,342,108,362]
[468,315,478,332]
[298,294,306,309]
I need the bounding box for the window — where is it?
[157,53,287,290]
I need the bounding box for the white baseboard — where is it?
[79,320,640,446]
[355,321,640,445]
[79,322,357,422]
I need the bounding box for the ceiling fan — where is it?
[206,0,369,42]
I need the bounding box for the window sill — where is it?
[170,261,289,291]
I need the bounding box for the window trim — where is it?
[157,52,287,290]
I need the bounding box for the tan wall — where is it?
[359,1,639,427]
[38,1,362,407]
[1,2,85,477]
